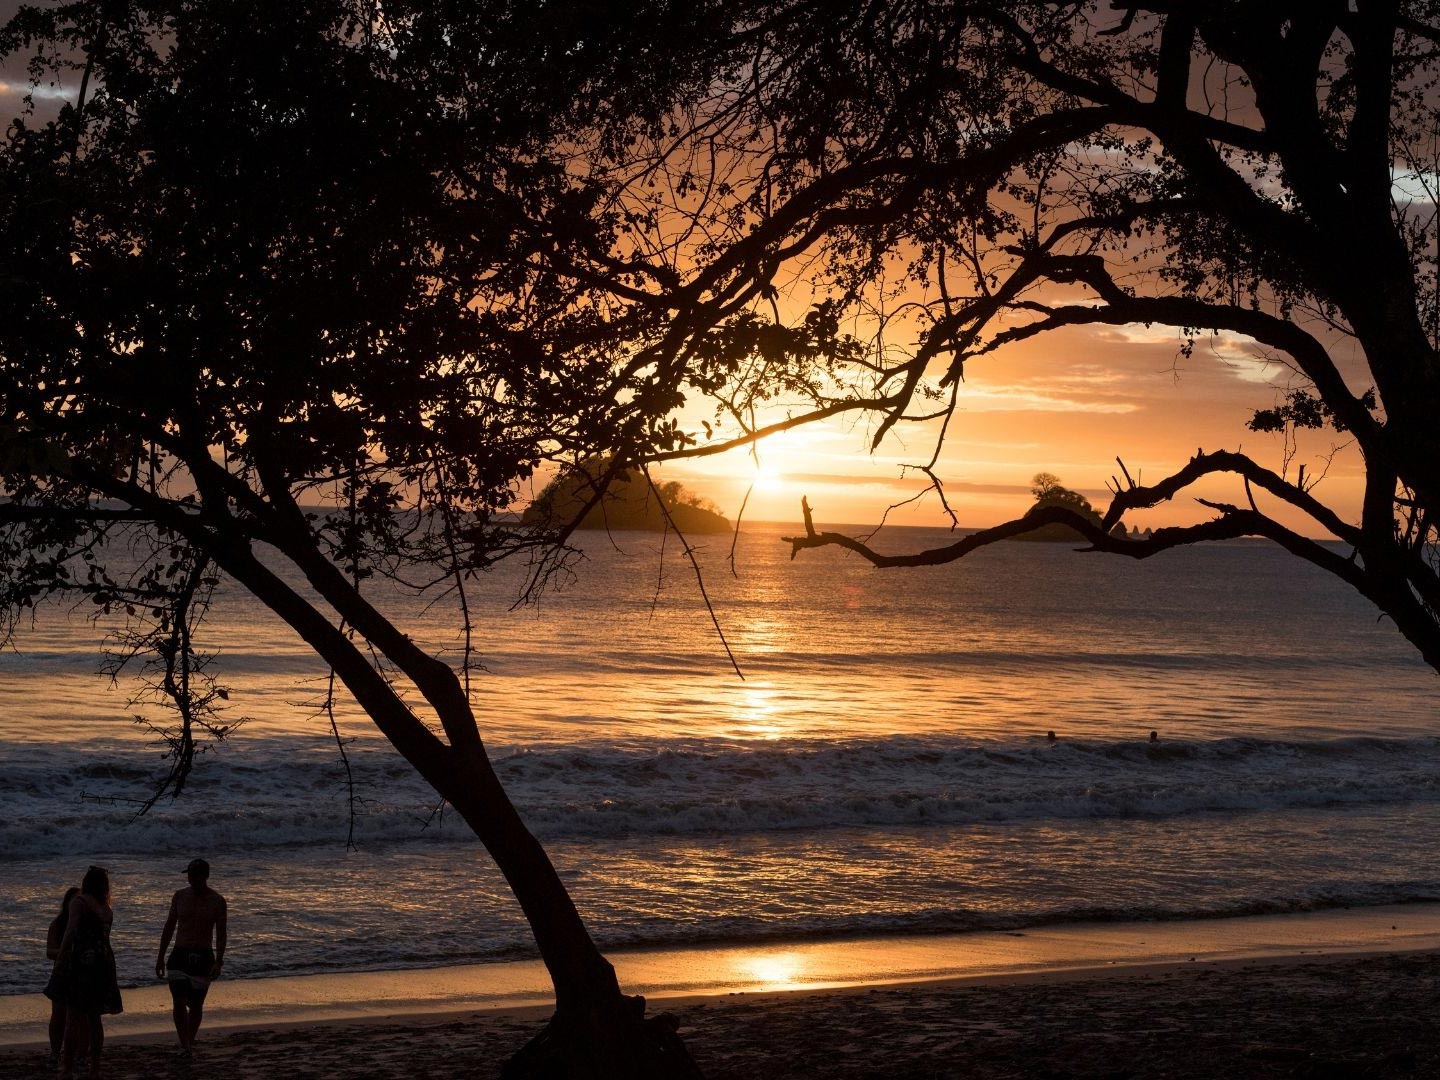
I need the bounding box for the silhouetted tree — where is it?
[613,1,1440,672]
[1029,473,1064,504]
[0,3,780,1076]
[14,2,1438,1072]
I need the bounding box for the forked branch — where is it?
[783,449,1372,602]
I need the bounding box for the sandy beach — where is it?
[5,905,1440,1079]
[2,948,1438,1079]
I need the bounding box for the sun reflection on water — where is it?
[735,613,789,654]
[726,684,789,740]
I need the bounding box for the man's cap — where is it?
[185,858,210,878]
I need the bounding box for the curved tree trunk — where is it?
[441,748,702,1080]
[208,538,703,1079]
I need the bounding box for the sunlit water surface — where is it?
[2,523,1437,995]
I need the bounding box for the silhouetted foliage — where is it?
[1249,388,1379,435]
[617,1,1440,671]
[11,3,1440,1072]
[0,3,759,1076]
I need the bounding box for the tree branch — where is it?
[1099,448,1361,546]
[783,496,1369,599]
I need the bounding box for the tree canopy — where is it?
[0,2,753,1075]
[639,1,1440,672]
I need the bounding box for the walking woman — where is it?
[55,867,122,1079]
[42,886,80,1070]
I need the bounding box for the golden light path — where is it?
[728,685,787,740]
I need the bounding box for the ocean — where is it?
[2,522,1438,997]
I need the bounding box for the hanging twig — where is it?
[122,554,241,818]
[643,467,744,679]
[418,796,447,834]
[432,466,477,698]
[321,654,362,852]
[728,482,754,576]
[650,519,669,618]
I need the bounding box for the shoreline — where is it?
[4,901,1439,1048]
[3,949,1439,1078]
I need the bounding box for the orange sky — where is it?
[665,318,1369,539]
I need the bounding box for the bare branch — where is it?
[1098,449,1361,546]
[784,499,1369,601]
[642,467,744,680]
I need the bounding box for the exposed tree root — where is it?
[502,995,704,1080]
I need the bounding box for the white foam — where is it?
[3,734,1439,857]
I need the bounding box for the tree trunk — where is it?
[437,743,703,1080]
[210,540,703,1078]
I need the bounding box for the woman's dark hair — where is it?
[49,886,80,939]
[80,866,110,904]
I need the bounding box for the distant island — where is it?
[522,458,731,534]
[1015,472,1142,541]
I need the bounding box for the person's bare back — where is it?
[171,885,227,951]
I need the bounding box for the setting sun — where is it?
[750,460,786,494]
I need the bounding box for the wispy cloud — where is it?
[1097,324,1282,385]
[1207,338,1285,384]
[767,470,930,489]
[954,385,1141,414]
[0,80,77,102]
[1045,363,1142,388]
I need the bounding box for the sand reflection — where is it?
[737,950,808,989]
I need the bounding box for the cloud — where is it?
[1392,167,1439,205]
[1096,324,1186,346]
[1045,364,1139,388]
[0,80,77,102]
[1206,338,1285,385]
[953,385,1141,414]
[1095,323,1284,386]
[760,470,928,489]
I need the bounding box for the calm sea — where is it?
[2,522,1438,996]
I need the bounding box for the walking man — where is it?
[156,858,227,1053]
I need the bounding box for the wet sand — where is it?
[6,903,1439,1047]
[3,949,1440,1078]
[6,906,1440,1077]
